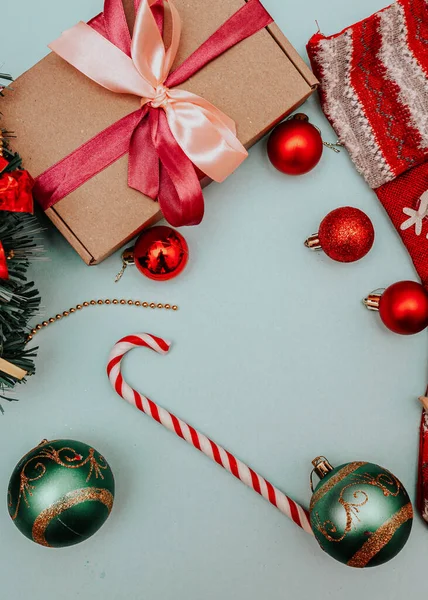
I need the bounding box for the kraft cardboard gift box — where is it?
[3,0,318,265]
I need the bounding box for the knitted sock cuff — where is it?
[307,0,428,190]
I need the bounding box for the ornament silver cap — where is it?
[304,233,321,250]
[310,456,334,492]
[363,289,384,311]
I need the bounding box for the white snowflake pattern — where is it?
[401,190,428,238]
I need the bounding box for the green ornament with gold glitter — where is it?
[309,457,413,568]
[7,439,115,548]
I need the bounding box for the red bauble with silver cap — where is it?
[267,114,324,176]
[116,226,189,282]
[364,281,428,335]
[133,226,189,281]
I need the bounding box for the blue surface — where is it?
[2,0,428,597]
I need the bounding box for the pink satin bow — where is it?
[48,0,249,226]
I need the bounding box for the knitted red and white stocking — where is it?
[307,0,428,521]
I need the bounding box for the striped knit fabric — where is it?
[307,0,428,284]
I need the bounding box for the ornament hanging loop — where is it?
[115,248,135,283]
[309,469,316,493]
[323,140,342,153]
[312,124,342,153]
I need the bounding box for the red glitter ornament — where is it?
[306,207,375,263]
[267,116,323,175]
[133,226,188,281]
[378,281,428,335]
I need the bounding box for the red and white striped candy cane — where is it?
[107,333,312,534]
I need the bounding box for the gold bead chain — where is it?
[27,298,178,343]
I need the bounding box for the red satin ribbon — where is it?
[34,0,273,227]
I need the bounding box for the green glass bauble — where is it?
[309,457,413,568]
[7,439,115,548]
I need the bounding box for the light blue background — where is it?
[1,0,427,597]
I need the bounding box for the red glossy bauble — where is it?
[379,281,428,335]
[133,226,189,281]
[318,207,375,263]
[267,119,323,175]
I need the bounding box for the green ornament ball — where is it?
[309,458,413,568]
[7,439,115,548]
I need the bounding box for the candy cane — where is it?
[107,333,313,534]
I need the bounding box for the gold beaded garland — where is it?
[26,298,179,343]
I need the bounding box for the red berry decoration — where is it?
[378,281,428,335]
[133,226,189,281]
[305,207,375,263]
[267,115,323,175]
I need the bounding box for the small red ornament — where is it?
[378,281,428,335]
[364,281,428,335]
[305,206,375,263]
[267,115,324,175]
[134,226,188,281]
[116,226,189,283]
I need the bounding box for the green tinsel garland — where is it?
[0,74,41,407]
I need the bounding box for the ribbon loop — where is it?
[103,0,132,55]
[49,22,155,98]
[131,0,166,86]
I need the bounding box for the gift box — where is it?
[3,0,317,265]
